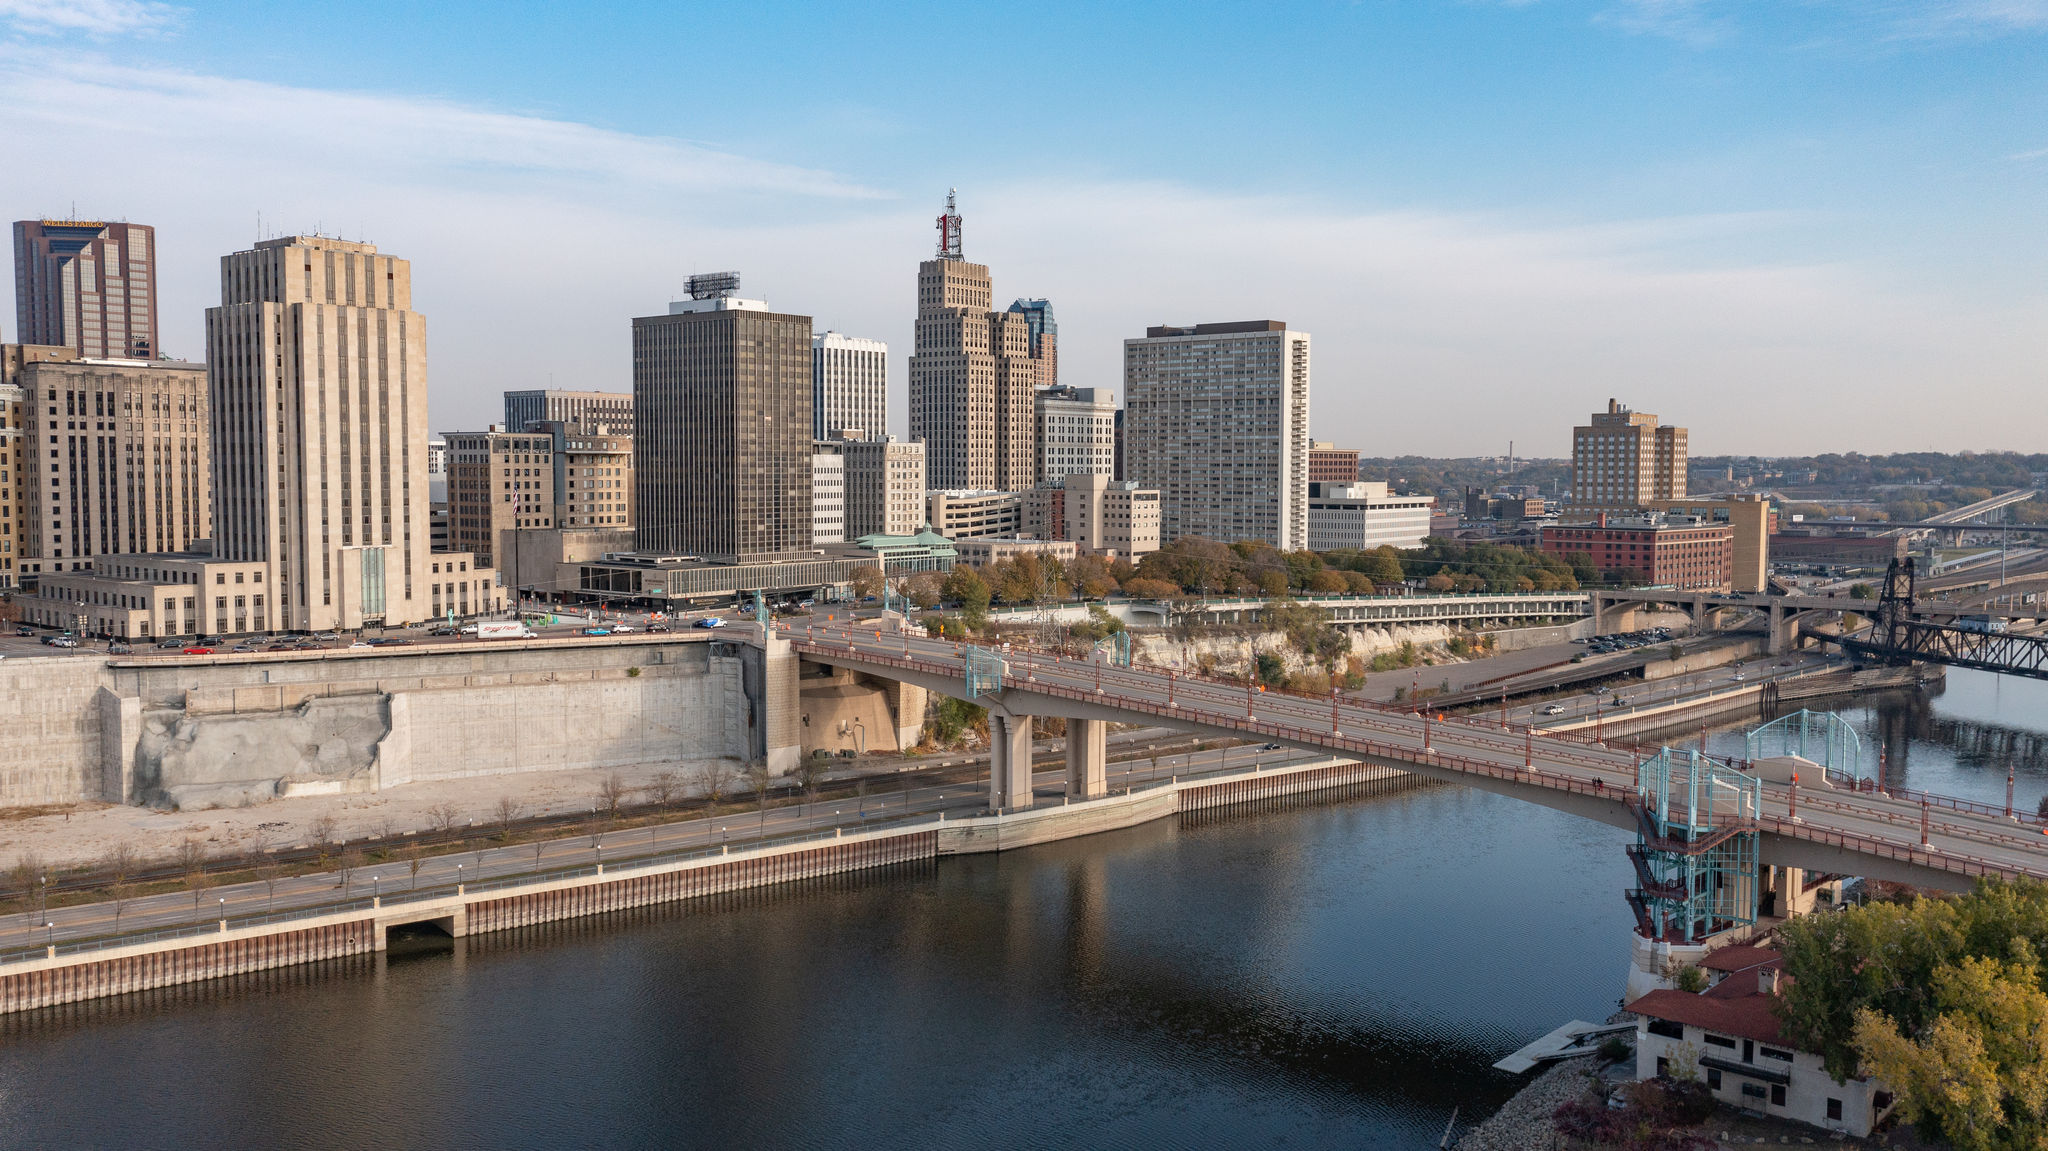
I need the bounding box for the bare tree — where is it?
[401,844,424,891]
[694,761,736,813]
[426,802,462,835]
[597,773,630,822]
[339,848,365,897]
[493,795,524,840]
[308,814,338,870]
[745,759,773,830]
[104,843,139,932]
[8,852,43,930]
[649,770,681,812]
[177,839,211,925]
[254,853,284,916]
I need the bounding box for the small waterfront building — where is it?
[1626,945,1888,1138]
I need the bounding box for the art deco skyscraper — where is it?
[13,220,160,359]
[634,274,814,564]
[908,192,1036,492]
[206,236,434,630]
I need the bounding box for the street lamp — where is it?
[372,875,381,903]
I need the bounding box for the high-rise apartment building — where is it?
[11,354,211,575]
[908,192,1037,491]
[504,389,634,437]
[444,428,556,566]
[13,220,160,360]
[839,435,926,538]
[1035,385,1117,482]
[1123,321,1311,551]
[1008,298,1057,390]
[812,331,886,441]
[633,276,813,563]
[811,448,845,545]
[1570,399,1687,512]
[207,236,442,630]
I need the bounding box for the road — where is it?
[794,623,2048,890]
[0,739,1304,955]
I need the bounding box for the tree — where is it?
[400,844,424,890]
[1849,582,1876,600]
[649,770,681,811]
[339,848,366,897]
[253,851,284,916]
[1120,577,1181,601]
[308,814,338,869]
[745,759,774,827]
[1853,952,2048,1151]
[1308,569,1348,594]
[597,773,630,821]
[849,565,884,601]
[8,852,43,930]
[694,760,737,811]
[945,568,991,628]
[494,795,524,839]
[104,843,139,932]
[905,571,945,610]
[426,802,462,834]
[177,838,212,925]
[1070,556,1117,600]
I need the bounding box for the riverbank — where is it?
[1,755,1421,1014]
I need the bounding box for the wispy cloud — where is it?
[0,0,181,36]
[1593,0,1732,45]
[2009,146,2048,161]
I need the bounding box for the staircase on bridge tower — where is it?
[1625,749,1762,944]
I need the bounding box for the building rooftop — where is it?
[1626,949,1788,1046]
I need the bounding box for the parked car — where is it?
[313,632,340,642]
[157,638,184,649]
[429,626,457,636]
[199,635,224,647]
[182,647,214,655]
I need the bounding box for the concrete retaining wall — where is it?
[0,658,107,806]
[0,918,377,1015]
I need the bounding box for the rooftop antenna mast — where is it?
[937,188,962,260]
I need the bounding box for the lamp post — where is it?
[456,863,463,892]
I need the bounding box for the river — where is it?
[0,670,2038,1150]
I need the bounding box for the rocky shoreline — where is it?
[1456,1055,1600,1151]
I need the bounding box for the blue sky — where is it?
[2,0,2044,454]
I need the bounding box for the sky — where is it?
[0,0,2044,457]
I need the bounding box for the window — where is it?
[1647,1019,1684,1040]
[1771,1084,1786,1107]
[1702,1033,1736,1049]
[1740,1083,1767,1101]
[1759,1046,1793,1062]
[1825,1097,1841,1121]
[1706,1068,1721,1090]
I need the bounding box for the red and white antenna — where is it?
[936,188,962,260]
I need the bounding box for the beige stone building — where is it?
[1024,474,1161,561]
[10,352,211,577]
[953,536,1078,569]
[1571,398,1687,512]
[838,435,926,538]
[444,428,556,567]
[908,194,1036,491]
[206,235,487,630]
[0,344,74,587]
[535,421,630,530]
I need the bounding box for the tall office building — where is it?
[812,331,886,441]
[207,236,439,630]
[1008,297,1057,390]
[633,274,813,563]
[908,191,1037,491]
[839,435,926,538]
[1,344,80,586]
[1307,442,1360,492]
[532,420,632,530]
[1035,385,1117,482]
[13,220,160,360]
[1569,398,1687,512]
[13,355,211,575]
[1124,321,1311,551]
[504,388,634,437]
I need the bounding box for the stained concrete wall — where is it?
[0,657,107,805]
[0,635,772,810]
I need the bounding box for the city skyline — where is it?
[0,3,2044,456]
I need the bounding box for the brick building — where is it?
[1541,512,1733,591]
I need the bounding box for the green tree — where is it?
[944,567,991,627]
[1853,952,2048,1151]
[849,565,884,601]
[1776,894,1963,1080]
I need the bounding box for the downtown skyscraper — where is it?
[13,220,160,359]
[206,236,436,630]
[907,192,1037,492]
[633,275,814,564]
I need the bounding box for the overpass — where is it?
[1593,585,2048,655]
[786,623,2048,895]
[1904,487,2039,530]
[1142,591,1590,631]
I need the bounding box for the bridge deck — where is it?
[790,626,2048,887]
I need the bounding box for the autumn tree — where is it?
[1853,953,2048,1151]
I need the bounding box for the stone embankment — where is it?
[1,755,1420,1015]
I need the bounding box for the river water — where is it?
[0,670,2039,1150]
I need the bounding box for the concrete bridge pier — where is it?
[1065,717,1107,799]
[989,713,1036,811]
